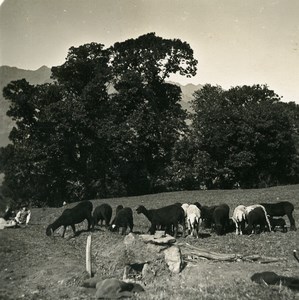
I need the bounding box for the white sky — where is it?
[0,0,298,103]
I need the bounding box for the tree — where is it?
[108,33,197,193]
[188,84,299,188]
[0,33,198,206]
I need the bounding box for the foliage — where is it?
[173,84,299,189]
[0,33,196,206]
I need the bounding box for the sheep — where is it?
[181,203,190,217]
[260,201,296,231]
[186,204,202,238]
[269,217,287,232]
[136,204,185,238]
[93,203,112,227]
[232,205,247,235]
[46,201,93,237]
[200,205,217,228]
[212,204,230,235]
[110,207,133,235]
[245,204,271,232]
[111,205,124,225]
[244,206,270,234]
[193,202,202,209]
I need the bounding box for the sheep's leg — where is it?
[61,226,66,238]
[173,223,179,238]
[71,224,76,236]
[149,224,156,235]
[121,226,127,235]
[286,212,296,231]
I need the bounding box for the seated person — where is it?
[15,206,31,225]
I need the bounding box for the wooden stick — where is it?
[293,250,299,263]
[86,235,92,277]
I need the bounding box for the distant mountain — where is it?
[173,82,203,111]
[0,66,53,147]
[0,66,202,147]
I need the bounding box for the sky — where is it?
[0,0,298,103]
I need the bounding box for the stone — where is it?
[139,234,176,245]
[164,245,182,274]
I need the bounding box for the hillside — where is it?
[0,185,298,299]
[0,66,201,148]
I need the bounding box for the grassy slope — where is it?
[1,185,299,299]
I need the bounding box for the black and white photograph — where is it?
[0,0,299,299]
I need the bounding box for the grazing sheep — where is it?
[232,205,247,235]
[46,201,93,237]
[212,204,230,235]
[244,206,270,234]
[269,217,287,232]
[110,207,134,235]
[136,204,185,238]
[200,205,217,228]
[193,202,202,209]
[181,203,190,217]
[111,205,124,225]
[245,204,271,232]
[186,204,202,238]
[260,201,296,231]
[93,203,112,227]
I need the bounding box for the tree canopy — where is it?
[1,34,299,208]
[1,33,197,207]
[167,84,299,190]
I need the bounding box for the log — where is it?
[179,243,285,263]
[86,235,92,277]
[242,255,287,264]
[179,243,240,261]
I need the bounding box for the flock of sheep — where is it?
[45,199,296,238]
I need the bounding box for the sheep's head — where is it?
[136,205,145,214]
[46,225,53,236]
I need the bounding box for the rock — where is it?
[139,234,176,245]
[124,232,138,246]
[141,263,156,281]
[95,278,144,299]
[164,245,182,274]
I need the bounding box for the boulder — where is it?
[164,245,182,274]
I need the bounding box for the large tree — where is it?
[186,84,299,188]
[1,33,198,206]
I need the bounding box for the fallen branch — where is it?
[241,255,286,264]
[179,243,286,263]
[179,243,240,261]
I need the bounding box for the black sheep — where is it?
[46,201,93,237]
[193,202,202,209]
[260,201,296,231]
[200,205,217,228]
[244,206,269,234]
[111,205,124,225]
[110,207,133,235]
[212,204,230,235]
[93,203,112,227]
[136,204,185,238]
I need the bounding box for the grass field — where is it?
[0,184,299,299]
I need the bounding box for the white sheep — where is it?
[186,204,201,238]
[232,205,246,235]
